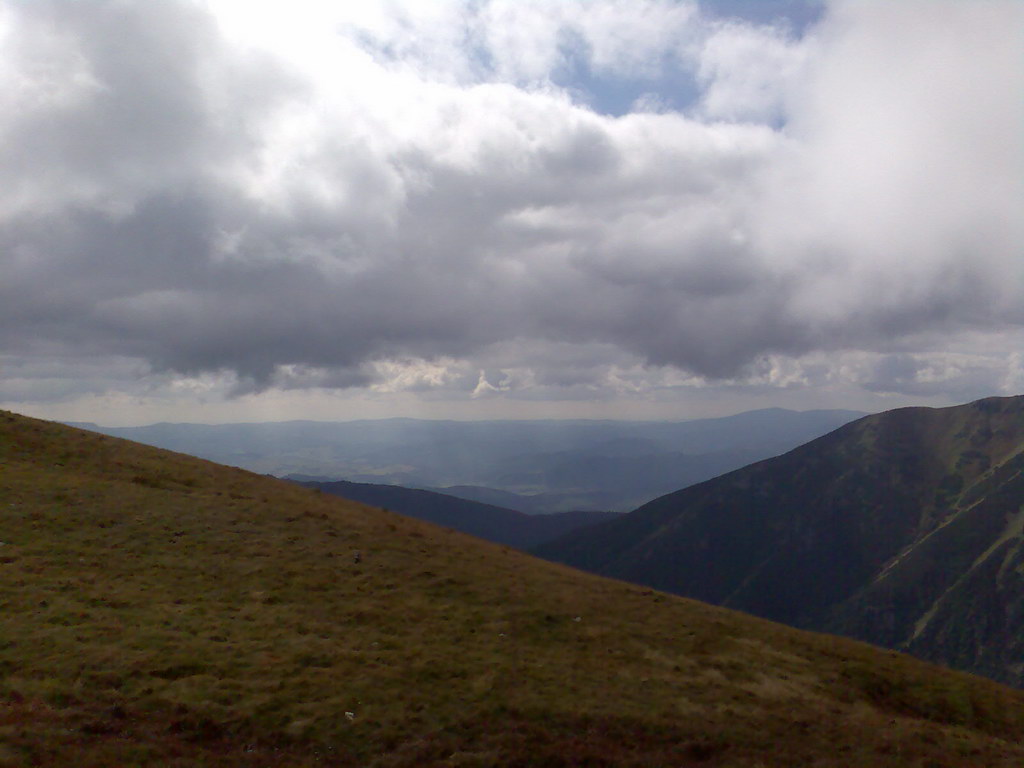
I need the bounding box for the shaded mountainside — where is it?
[536,395,1024,687]
[414,483,550,513]
[5,412,1024,765]
[294,478,621,549]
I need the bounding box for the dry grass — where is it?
[2,410,1024,766]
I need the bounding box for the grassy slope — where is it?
[3,411,1024,767]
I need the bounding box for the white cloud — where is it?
[695,19,810,122]
[752,0,1024,333]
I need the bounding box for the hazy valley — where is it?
[70,408,864,513]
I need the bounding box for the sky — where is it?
[1,0,1022,426]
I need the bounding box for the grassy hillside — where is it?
[536,395,1024,688]
[3,410,1024,766]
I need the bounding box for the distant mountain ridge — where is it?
[414,484,543,512]
[293,478,620,549]
[69,408,865,512]
[536,395,1024,687]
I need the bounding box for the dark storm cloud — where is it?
[861,353,1011,402]
[0,0,1021,405]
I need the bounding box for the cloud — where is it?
[0,0,1021,417]
[735,2,1022,358]
[695,18,809,122]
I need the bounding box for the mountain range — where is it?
[537,395,1024,688]
[5,409,1024,765]
[69,407,864,512]
[293,478,621,549]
